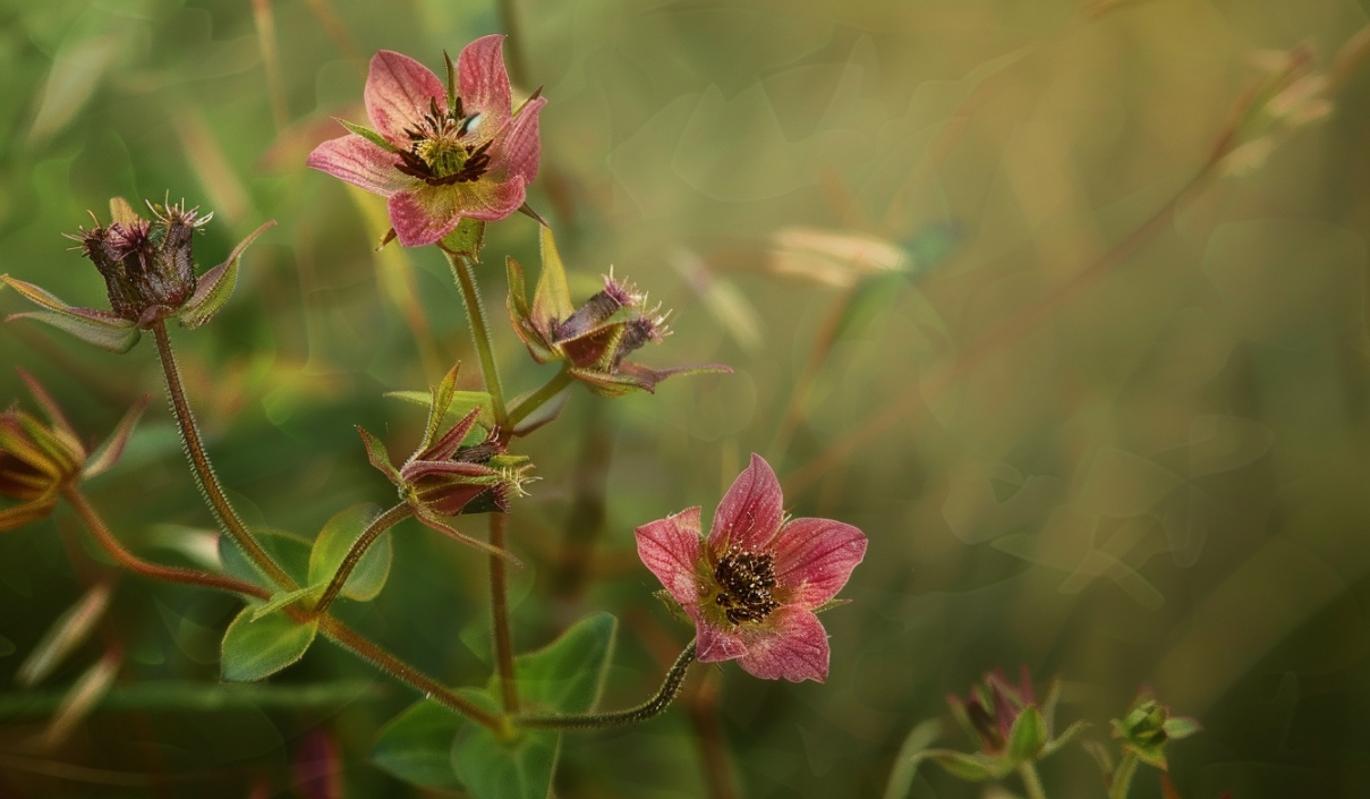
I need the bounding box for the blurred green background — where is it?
[2,0,1369,796]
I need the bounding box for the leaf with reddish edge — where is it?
[356,426,401,484]
[568,362,733,397]
[177,219,276,329]
[2,274,140,352]
[84,395,150,478]
[384,389,495,427]
[413,506,520,565]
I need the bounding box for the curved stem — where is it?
[505,367,572,433]
[1107,752,1139,799]
[62,486,270,601]
[488,512,518,713]
[151,322,293,589]
[1018,761,1047,799]
[312,502,412,616]
[317,615,503,733]
[444,250,508,428]
[517,640,696,730]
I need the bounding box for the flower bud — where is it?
[71,200,212,326]
[1110,694,1199,769]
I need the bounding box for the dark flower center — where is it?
[395,97,492,186]
[713,547,779,625]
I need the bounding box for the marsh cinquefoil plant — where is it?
[0,34,866,798]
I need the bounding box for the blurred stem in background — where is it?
[488,512,519,714]
[1107,753,1139,799]
[785,39,1369,493]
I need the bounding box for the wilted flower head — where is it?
[1111,694,1199,770]
[357,365,530,561]
[1,197,272,352]
[1,370,145,532]
[508,226,730,396]
[635,454,866,682]
[306,35,545,247]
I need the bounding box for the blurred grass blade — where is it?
[18,583,113,687]
[881,718,941,799]
[39,649,121,750]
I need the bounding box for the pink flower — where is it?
[306,35,545,247]
[634,454,866,682]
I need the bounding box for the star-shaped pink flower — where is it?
[306,35,545,247]
[635,454,867,682]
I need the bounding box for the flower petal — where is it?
[707,453,784,554]
[453,176,527,221]
[634,507,703,607]
[737,607,830,683]
[458,35,511,129]
[386,189,464,247]
[306,134,410,197]
[692,607,749,663]
[365,50,446,142]
[772,517,867,608]
[494,96,545,185]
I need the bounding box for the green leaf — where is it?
[178,220,275,329]
[1007,706,1048,762]
[927,749,1008,782]
[307,503,392,602]
[385,389,495,428]
[356,425,400,483]
[218,527,311,587]
[373,701,465,790]
[423,363,463,450]
[1162,716,1201,740]
[1,274,141,352]
[448,613,618,798]
[440,218,486,259]
[337,118,401,153]
[250,586,318,620]
[532,224,574,325]
[881,718,942,799]
[220,605,317,682]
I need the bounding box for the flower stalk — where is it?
[62,486,270,600]
[313,502,413,616]
[1107,752,1139,799]
[489,512,518,713]
[517,640,696,730]
[446,250,509,427]
[1019,762,1048,799]
[504,366,572,432]
[151,321,293,589]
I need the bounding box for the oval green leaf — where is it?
[308,503,392,602]
[220,605,317,682]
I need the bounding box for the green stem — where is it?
[317,616,503,732]
[312,502,412,616]
[505,367,572,432]
[444,249,508,428]
[1107,753,1139,799]
[517,641,696,730]
[488,512,518,714]
[1018,761,1047,799]
[62,486,270,601]
[145,325,504,736]
[151,322,294,590]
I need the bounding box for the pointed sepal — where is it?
[2,275,140,352]
[177,220,276,329]
[83,395,150,478]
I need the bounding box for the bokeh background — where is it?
[2,0,1369,796]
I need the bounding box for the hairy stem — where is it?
[445,250,509,428]
[312,502,412,616]
[505,367,572,433]
[151,322,293,589]
[316,615,503,732]
[488,512,518,713]
[1018,761,1048,799]
[62,486,270,601]
[517,641,696,730]
[1107,752,1139,799]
